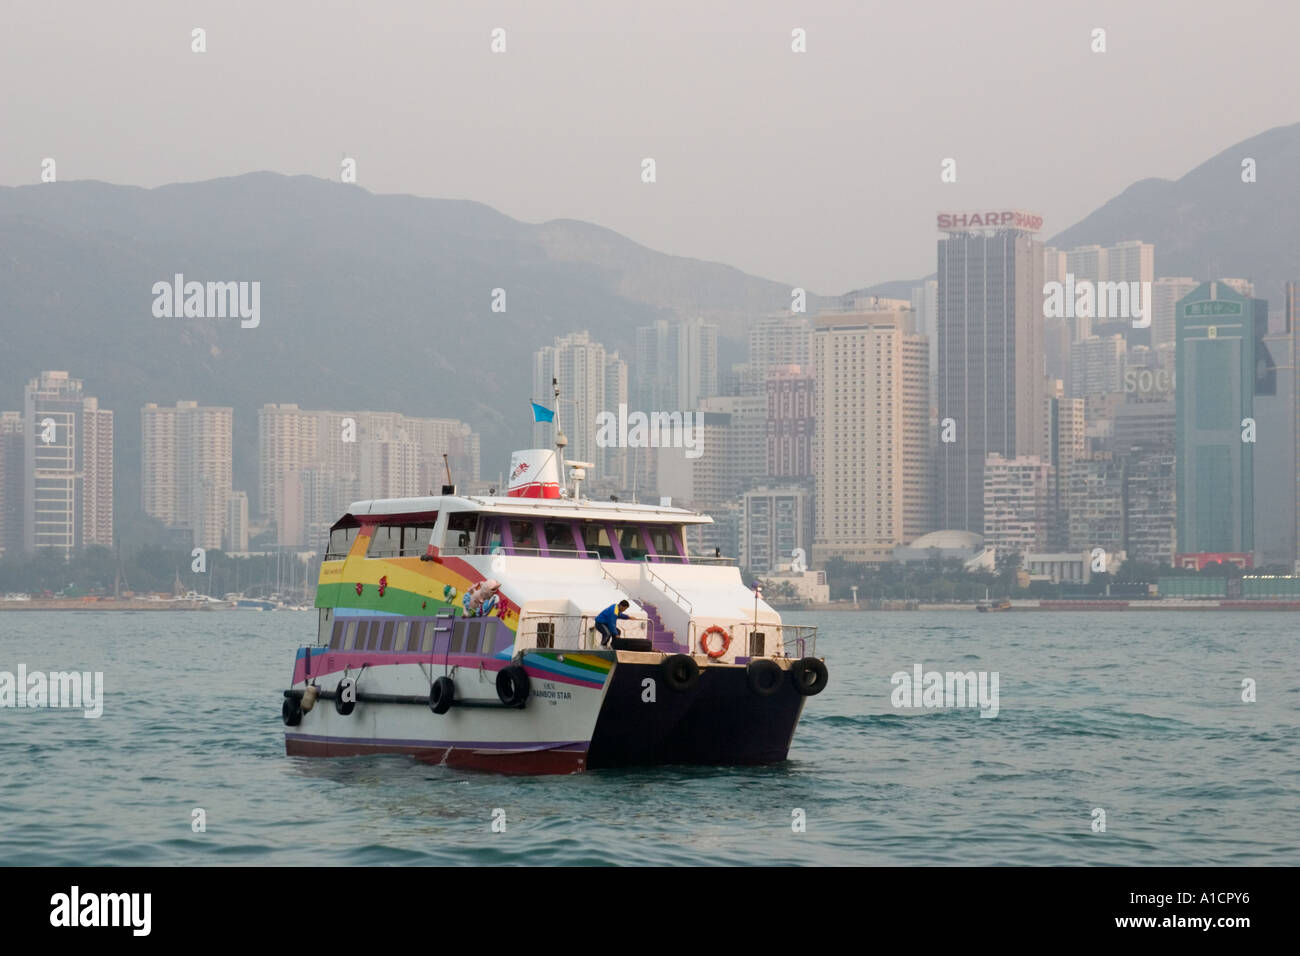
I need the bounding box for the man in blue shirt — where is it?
[595,600,632,647]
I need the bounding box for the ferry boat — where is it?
[281,445,828,774]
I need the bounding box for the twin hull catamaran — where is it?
[281,449,829,774]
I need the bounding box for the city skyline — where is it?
[4,257,1297,572]
[3,210,1298,579]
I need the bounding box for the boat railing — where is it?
[596,561,623,591]
[643,563,694,615]
[441,545,602,559]
[363,547,431,559]
[435,544,735,566]
[645,553,737,567]
[516,613,652,651]
[715,621,818,659]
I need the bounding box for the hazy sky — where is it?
[2,0,1296,294]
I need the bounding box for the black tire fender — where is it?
[495,664,530,707]
[661,653,699,692]
[746,659,783,696]
[791,657,829,696]
[429,676,455,715]
[282,696,303,726]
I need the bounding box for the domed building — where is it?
[893,530,994,571]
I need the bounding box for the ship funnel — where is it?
[506,449,561,499]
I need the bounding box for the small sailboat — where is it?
[976,588,1010,612]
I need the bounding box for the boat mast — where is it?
[553,377,568,496]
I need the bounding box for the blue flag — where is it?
[531,402,555,423]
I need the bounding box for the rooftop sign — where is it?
[937,210,1043,233]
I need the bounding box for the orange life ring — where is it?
[699,625,731,659]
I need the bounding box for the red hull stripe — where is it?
[284,734,587,774]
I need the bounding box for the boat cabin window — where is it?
[617,526,646,560]
[646,525,683,560]
[509,519,540,555]
[465,517,682,561]
[401,523,435,557]
[447,512,477,552]
[367,520,437,558]
[483,518,504,553]
[326,522,359,560]
[368,525,400,556]
[543,520,578,556]
[405,621,424,652]
[582,522,616,559]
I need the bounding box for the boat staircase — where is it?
[640,601,687,653]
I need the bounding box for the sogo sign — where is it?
[1123,367,1174,396]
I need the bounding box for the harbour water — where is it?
[1,610,1295,865]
